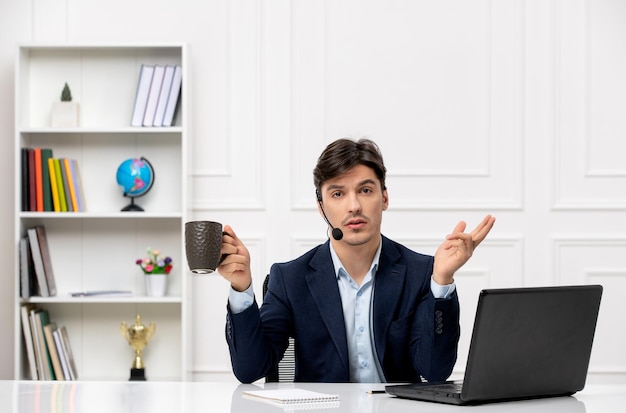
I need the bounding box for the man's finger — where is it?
[471,215,495,246]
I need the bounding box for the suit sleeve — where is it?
[411,290,460,382]
[225,267,291,383]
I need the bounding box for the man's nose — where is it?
[347,193,361,214]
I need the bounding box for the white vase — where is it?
[145,274,167,297]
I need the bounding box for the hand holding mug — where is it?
[214,225,252,292]
[185,222,251,291]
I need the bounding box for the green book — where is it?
[41,149,54,211]
[53,159,67,212]
[35,309,56,380]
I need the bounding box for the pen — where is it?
[366,390,386,394]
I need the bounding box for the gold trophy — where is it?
[121,314,156,381]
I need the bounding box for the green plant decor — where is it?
[61,83,72,102]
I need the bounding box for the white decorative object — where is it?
[145,274,167,297]
[51,82,79,127]
[51,102,80,127]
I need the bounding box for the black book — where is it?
[21,147,30,211]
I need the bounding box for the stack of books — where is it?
[20,148,86,212]
[20,225,134,301]
[20,304,78,380]
[20,225,56,299]
[130,64,182,127]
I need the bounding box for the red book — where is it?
[34,148,43,212]
[28,149,36,211]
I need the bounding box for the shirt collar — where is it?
[329,237,382,280]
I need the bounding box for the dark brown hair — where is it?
[313,138,387,197]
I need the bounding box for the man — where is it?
[219,138,495,383]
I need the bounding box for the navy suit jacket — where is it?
[226,236,460,383]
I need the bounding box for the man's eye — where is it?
[332,192,342,198]
[361,188,372,194]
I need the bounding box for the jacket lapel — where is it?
[372,237,406,363]
[305,242,350,372]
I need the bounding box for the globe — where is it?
[116,157,155,211]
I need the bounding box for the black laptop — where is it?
[385,284,603,405]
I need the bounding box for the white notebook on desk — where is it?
[242,388,340,407]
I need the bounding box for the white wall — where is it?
[1,0,625,383]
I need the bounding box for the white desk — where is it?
[2,380,625,412]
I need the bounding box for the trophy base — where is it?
[129,368,146,381]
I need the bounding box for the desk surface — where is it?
[2,380,624,412]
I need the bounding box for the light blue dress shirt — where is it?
[330,240,383,382]
[228,237,456,383]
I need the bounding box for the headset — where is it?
[316,190,343,240]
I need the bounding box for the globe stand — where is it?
[121,196,144,212]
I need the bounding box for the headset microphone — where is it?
[316,190,344,241]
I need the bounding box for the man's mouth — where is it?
[344,218,367,230]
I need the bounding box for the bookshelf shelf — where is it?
[14,44,190,382]
[23,296,183,304]
[22,127,184,134]
[20,212,184,219]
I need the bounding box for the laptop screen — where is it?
[461,285,602,402]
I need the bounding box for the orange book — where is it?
[34,148,43,211]
[48,158,60,212]
[64,159,79,212]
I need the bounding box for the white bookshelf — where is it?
[13,44,190,381]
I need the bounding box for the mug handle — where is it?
[218,231,230,266]
[218,253,229,265]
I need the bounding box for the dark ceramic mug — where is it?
[184,221,228,274]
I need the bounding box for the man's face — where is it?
[318,164,388,247]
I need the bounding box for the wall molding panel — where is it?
[553,237,626,373]
[290,0,524,211]
[553,0,626,210]
[192,0,265,211]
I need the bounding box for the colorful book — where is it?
[28,149,36,211]
[48,158,60,212]
[69,159,86,212]
[34,309,56,380]
[63,159,79,212]
[34,148,43,212]
[53,159,68,212]
[41,148,54,211]
[60,159,74,212]
[44,323,65,380]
